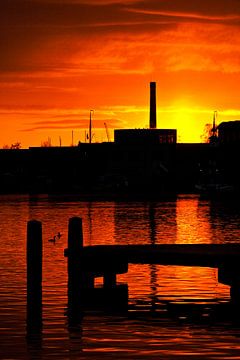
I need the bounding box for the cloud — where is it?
[128,0,240,18]
[0,105,127,131]
[128,8,240,22]
[0,2,210,70]
[22,118,122,132]
[1,0,240,76]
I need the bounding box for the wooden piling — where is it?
[65,221,129,312]
[230,285,240,304]
[27,220,42,334]
[218,265,240,303]
[68,217,83,253]
[104,273,117,288]
[67,217,84,314]
[68,217,83,284]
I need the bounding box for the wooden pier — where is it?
[65,242,240,268]
[64,217,240,309]
[27,217,240,322]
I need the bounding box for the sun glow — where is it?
[1,1,240,147]
[157,101,212,143]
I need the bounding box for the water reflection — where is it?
[113,201,177,245]
[177,195,212,244]
[149,264,158,311]
[1,194,240,359]
[148,204,158,311]
[209,201,240,243]
[27,334,43,360]
[149,203,157,245]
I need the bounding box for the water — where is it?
[1,194,240,359]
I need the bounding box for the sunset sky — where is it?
[1,0,240,148]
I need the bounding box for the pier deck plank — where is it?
[66,244,240,269]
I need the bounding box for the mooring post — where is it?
[230,284,240,304]
[27,220,42,334]
[104,273,117,288]
[68,217,84,312]
[218,265,240,304]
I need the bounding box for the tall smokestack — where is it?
[150,82,157,129]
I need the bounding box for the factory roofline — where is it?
[217,120,240,129]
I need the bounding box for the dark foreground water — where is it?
[0,194,240,359]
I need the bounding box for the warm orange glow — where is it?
[1,1,240,147]
[176,196,212,243]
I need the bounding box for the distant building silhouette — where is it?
[114,129,176,145]
[217,121,240,144]
[114,82,176,145]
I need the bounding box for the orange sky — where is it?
[1,0,240,148]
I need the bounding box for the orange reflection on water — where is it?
[176,196,212,244]
[1,195,237,360]
[0,195,230,309]
[26,196,229,304]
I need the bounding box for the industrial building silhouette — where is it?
[0,83,239,197]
